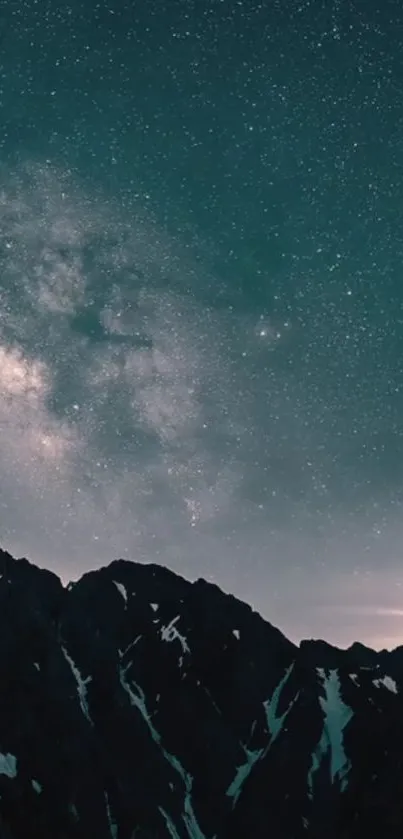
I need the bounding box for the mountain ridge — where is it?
[0,546,402,838]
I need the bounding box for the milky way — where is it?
[1,0,403,648]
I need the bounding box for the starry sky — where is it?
[1,0,403,649]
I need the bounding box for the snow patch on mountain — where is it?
[308,668,353,798]
[373,674,398,694]
[0,752,17,778]
[61,645,93,725]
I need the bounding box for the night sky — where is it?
[1,0,403,649]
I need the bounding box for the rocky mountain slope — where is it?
[0,547,402,838]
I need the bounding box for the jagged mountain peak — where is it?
[0,547,403,838]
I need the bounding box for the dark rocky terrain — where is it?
[0,546,403,838]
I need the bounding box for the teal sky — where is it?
[1,0,403,648]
